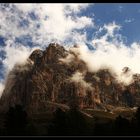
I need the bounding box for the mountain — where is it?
[0,43,140,114]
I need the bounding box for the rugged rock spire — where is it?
[1,43,140,114]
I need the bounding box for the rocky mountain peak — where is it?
[1,43,140,114]
[43,43,67,64]
[29,49,43,64]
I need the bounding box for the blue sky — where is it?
[1,3,140,94]
[1,4,140,47]
[83,3,140,45]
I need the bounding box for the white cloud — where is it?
[124,18,134,23]
[0,3,94,46]
[0,3,94,96]
[2,40,33,73]
[70,71,93,91]
[0,83,4,97]
[118,5,123,12]
[64,3,90,13]
[103,21,121,37]
[71,22,140,85]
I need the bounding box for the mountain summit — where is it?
[0,43,140,114]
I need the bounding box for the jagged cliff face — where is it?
[1,43,140,113]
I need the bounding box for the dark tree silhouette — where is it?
[48,108,91,136]
[134,107,140,124]
[113,115,130,135]
[66,108,91,135]
[47,108,68,136]
[4,105,28,135]
[93,120,114,136]
[130,106,140,135]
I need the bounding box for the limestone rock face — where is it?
[1,43,140,113]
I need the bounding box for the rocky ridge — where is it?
[0,43,140,114]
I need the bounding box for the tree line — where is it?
[0,104,140,136]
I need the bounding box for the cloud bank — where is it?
[70,22,140,85]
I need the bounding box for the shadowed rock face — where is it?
[1,43,140,114]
